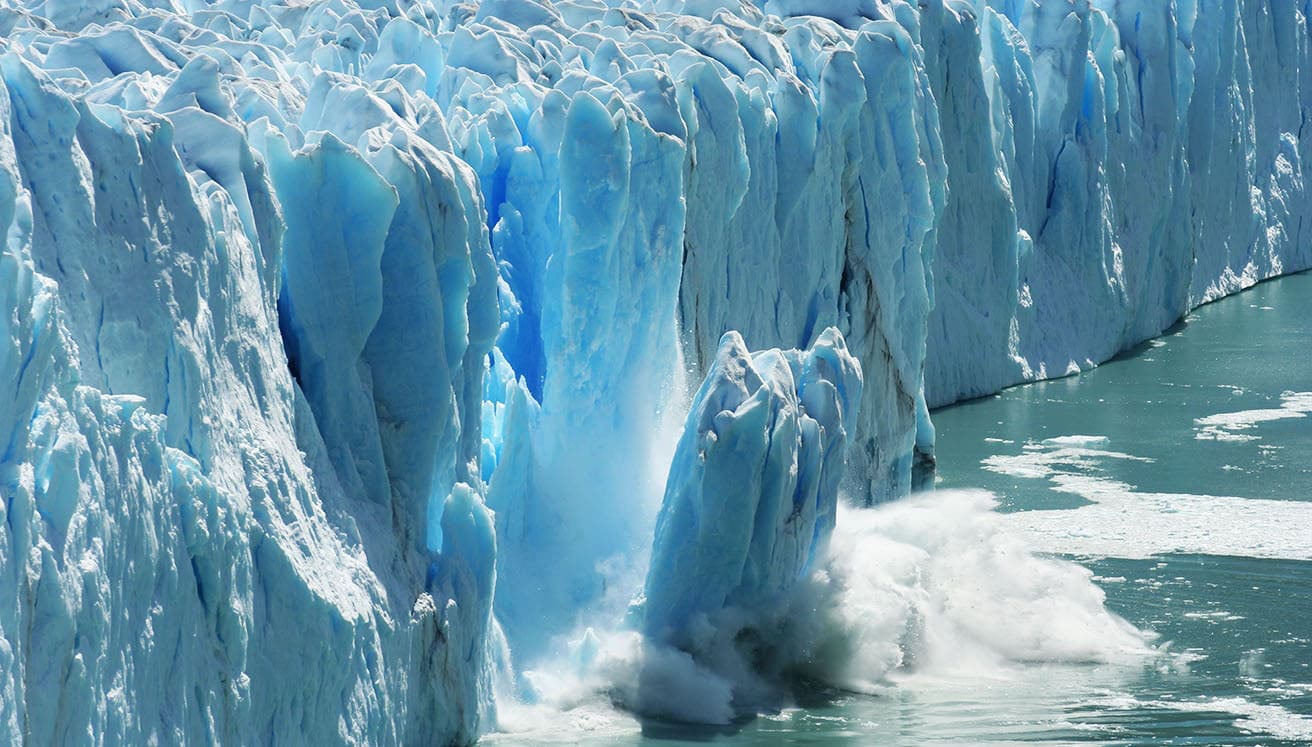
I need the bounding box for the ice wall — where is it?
[0,5,500,744]
[923,0,1312,406]
[0,0,1309,742]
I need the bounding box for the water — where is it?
[923,269,1312,744]
[491,272,1312,745]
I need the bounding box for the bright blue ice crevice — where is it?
[641,327,862,650]
[259,114,498,557]
[263,130,398,509]
[249,73,506,740]
[256,89,506,732]
[478,85,689,663]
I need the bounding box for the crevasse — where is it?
[0,0,1307,743]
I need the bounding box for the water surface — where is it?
[923,270,1312,744]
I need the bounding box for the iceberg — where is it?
[0,0,1308,742]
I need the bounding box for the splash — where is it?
[491,490,1152,738]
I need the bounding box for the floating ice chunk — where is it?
[986,436,1312,560]
[1194,392,1312,443]
[1042,435,1112,448]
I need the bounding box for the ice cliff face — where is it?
[0,6,499,743]
[0,0,1308,743]
[923,0,1312,407]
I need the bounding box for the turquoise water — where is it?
[492,272,1312,745]
[923,269,1312,744]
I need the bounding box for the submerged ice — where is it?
[0,0,1309,743]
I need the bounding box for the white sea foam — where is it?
[492,491,1151,733]
[984,441,1152,483]
[1099,695,1312,741]
[1194,391,1312,442]
[986,437,1312,560]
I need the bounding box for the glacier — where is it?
[0,0,1309,743]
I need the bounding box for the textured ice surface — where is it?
[924,0,1312,407]
[0,6,499,744]
[642,328,862,649]
[0,0,1309,742]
